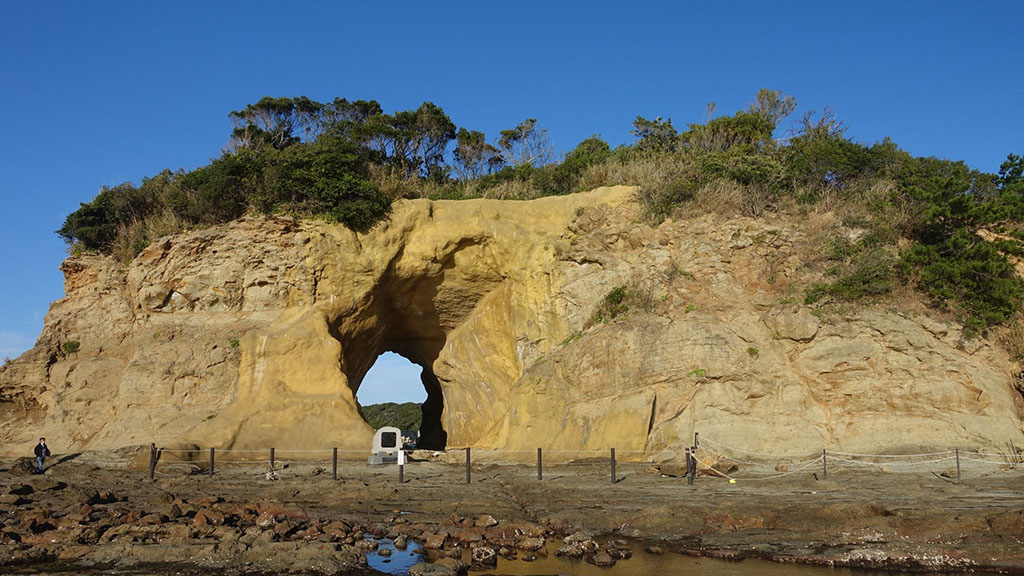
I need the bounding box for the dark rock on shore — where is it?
[470,545,497,569]
[410,562,457,576]
[588,551,617,566]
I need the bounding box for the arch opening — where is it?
[327,275,454,450]
[354,352,447,450]
[326,245,504,452]
[356,352,426,406]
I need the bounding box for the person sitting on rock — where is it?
[34,437,50,474]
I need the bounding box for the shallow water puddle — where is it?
[366,536,426,575]
[368,538,972,576]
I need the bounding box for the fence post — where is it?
[686,448,694,486]
[822,448,827,480]
[694,432,700,449]
[398,450,405,484]
[332,447,338,481]
[148,443,157,480]
[465,447,472,484]
[955,448,961,485]
[270,447,275,470]
[209,447,215,477]
[610,448,616,484]
[537,448,543,481]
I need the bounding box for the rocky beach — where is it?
[1,451,1022,575]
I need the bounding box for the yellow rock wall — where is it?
[1,186,1022,459]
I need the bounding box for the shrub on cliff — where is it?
[57,91,1024,335]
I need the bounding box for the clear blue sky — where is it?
[1,2,1021,402]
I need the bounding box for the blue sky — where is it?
[1,2,1021,402]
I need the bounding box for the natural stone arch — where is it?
[326,241,507,450]
[168,190,629,454]
[6,185,1021,460]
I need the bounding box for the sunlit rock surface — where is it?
[1,186,1021,457]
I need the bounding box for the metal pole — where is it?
[209,447,215,477]
[537,448,543,481]
[149,443,157,480]
[466,447,472,484]
[822,448,827,480]
[332,447,338,481]
[955,449,961,485]
[398,450,405,484]
[270,447,275,470]
[610,448,616,484]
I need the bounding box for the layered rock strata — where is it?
[1,186,1021,457]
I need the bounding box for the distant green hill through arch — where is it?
[357,351,426,432]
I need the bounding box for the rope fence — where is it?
[143,434,1023,488]
[691,434,1022,485]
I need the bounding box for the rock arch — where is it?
[164,189,635,454]
[3,185,1022,458]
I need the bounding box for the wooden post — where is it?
[465,447,472,484]
[332,448,338,481]
[398,450,405,484]
[686,448,694,486]
[610,448,616,484]
[537,448,543,481]
[270,447,275,470]
[148,443,157,480]
[955,449,961,485]
[694,432,700,449]
[822,448,827,480]
[209,447,215,477]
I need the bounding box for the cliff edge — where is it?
[1,186,1022,457]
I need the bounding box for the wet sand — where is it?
[1,452,1022,574]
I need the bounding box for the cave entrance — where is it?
[350,351,448,450]
[328,259,484,453]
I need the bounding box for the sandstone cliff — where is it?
[1,186,1022,458]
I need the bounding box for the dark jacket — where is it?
[34,443,50,458]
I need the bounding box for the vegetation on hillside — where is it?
[359,402,422,431]
[58,91,1024,336]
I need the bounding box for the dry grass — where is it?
[580,157,697,221]
[481,178,541,200]
[579,157,672,191]
[996,441,1023,465]
[111,210,190,263]
[368,165,421,200]
[993,318,1024,362]
[674,179,743,218]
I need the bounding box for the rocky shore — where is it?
[1,455,1023,574]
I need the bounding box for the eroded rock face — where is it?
[1,186,1022,457]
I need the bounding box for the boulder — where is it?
[409,562,457,576]
[474,514,498,528]
[434,556,469,575]
[423,532,447,550]
[588,551,617,567]
[470,545,498,569]
[192,508,225,527]
[556,543,585,558]
[516,536,545,551]
[9,458,38,476]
